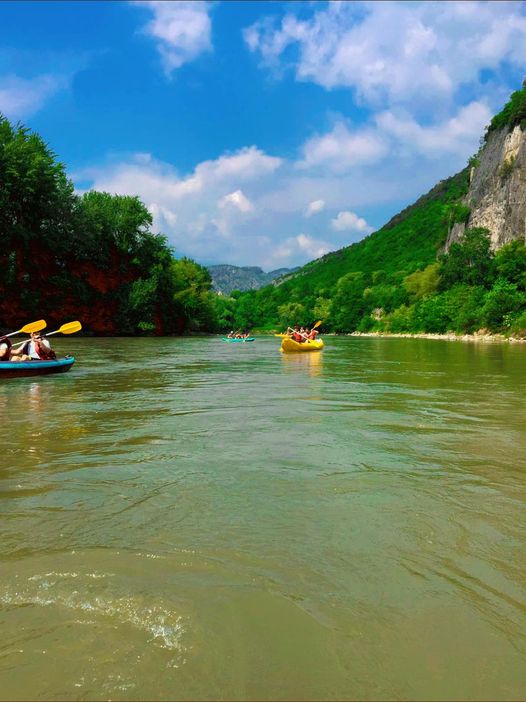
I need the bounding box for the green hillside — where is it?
[219,85,526,338]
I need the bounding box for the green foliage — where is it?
[481,279,524,329]
[0,113,216,335]
[404,263,440,299]
[277,302,306,328]
[509,310,526,337]
[499,156,515,181]
[494,240,526,289]
[485,85,526,139]
[439,227,494,289]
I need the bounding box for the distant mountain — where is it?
[207,264,298,294]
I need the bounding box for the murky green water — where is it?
[1,336,525,700]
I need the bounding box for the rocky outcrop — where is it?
[446,124,526,249]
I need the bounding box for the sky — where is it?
[1,1,526,270]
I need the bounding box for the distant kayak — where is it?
[222,337,255,343]
[0,356,75,379]
[281,337,324,353]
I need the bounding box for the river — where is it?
[1,336,525,700]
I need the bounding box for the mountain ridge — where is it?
[207,264,298,294]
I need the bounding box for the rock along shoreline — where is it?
[347,331,526,344]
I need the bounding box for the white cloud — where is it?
[0,73,67,120]
[265,233,333,269]
[305,199,325,217]
[376,100,492,154]
[331,210,373,233]
[244,1,526,110]
[298,122,387,172]
[76,96,494,268]
[148,202,177,229]
[218,189,254,213]
[77,146,281,202]
[135,0,212,74]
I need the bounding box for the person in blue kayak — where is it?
[0,335,31,361]
[18,331,56,360]
[0,336,12,361]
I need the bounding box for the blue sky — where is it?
[1,1,526,269]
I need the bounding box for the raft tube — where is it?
[281,337,324,353]
[0,356,75,379]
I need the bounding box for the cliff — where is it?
[447,87,526,250]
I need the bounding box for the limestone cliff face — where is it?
[446,124,526,249]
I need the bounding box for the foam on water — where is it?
[1,570,187,656]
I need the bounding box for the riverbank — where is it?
[348,330,526,343]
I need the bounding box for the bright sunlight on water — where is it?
[1,336,526,700]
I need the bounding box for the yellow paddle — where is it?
[3,319,47,338]
[312,320,323,330]
[12,321,82,349]
[45,320,82,337]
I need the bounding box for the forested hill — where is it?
[220,83,526,337]
[207,265,297,294]
[0,115,216,335]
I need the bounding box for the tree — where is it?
[439,227,494,289]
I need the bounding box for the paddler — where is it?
[0,335,32,362]
[18,331,56,360]
[0,335,12,361]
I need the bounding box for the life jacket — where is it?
[0,336,12,361]
[292,331,302,342]
[21,338,56,360]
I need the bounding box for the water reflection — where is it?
[280,349,323,377]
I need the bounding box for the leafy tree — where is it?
[481,279,524,329]
[439,227,494,289]
[494,240,526,289]
[277,302,306,328]
[404,263,441,299]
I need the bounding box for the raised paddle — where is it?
[45,320,82,337]
[3,319,47,338]
[312,320,322,330]
[12,321,82,349]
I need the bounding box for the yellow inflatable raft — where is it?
[280,337,324,353]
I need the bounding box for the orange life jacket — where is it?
[21,339,56,360]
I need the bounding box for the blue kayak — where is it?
[0,356,75,379]
[222,337,255,342]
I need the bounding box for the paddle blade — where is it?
[20,319,47,334]
[57,321,82,335]
[312,320,322,330]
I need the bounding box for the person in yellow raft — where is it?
[284,324,321,343]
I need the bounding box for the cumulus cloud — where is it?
[376,100,492,154]
[298,122,387,172]
[266,233,333,269]
[244,1,526,110]
[331,210,373,233]
[305,199,325,216]
[218,189,254,212]
[0,73,68,120]
[148,203,177,229]
[134,0,212,74]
